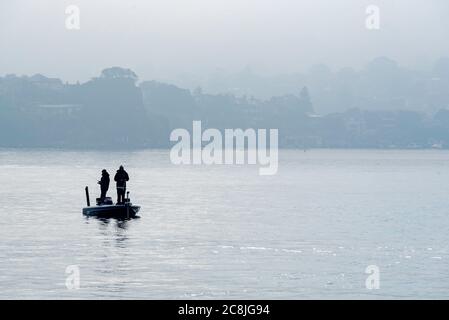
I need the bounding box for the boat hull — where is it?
[82,204,140,218]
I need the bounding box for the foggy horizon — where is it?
[1,0,449,84]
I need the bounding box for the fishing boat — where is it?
[82,186,141,218]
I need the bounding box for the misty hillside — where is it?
[173,57,449,115]
[1,61,449,149]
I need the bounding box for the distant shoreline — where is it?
[0,146,447,151]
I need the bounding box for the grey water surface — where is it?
[1,149,449,299]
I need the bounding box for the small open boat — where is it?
[82,187,141,218]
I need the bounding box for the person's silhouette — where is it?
[98,169,110,200]
[114,165,129,204]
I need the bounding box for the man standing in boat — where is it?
[114,165,129,204]
[98,169,110,200]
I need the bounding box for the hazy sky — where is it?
[1,0,448,82]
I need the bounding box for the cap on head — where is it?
[119,165,124,170]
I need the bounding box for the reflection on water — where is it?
[1,149,449,299]
[88,217,132,247]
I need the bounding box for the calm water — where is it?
[1,149,449,299]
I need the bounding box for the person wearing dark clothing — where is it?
[114,165,129,204]
[98,169,110,199]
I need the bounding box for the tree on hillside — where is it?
[300,86,313,113]
[100,67,138,83]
